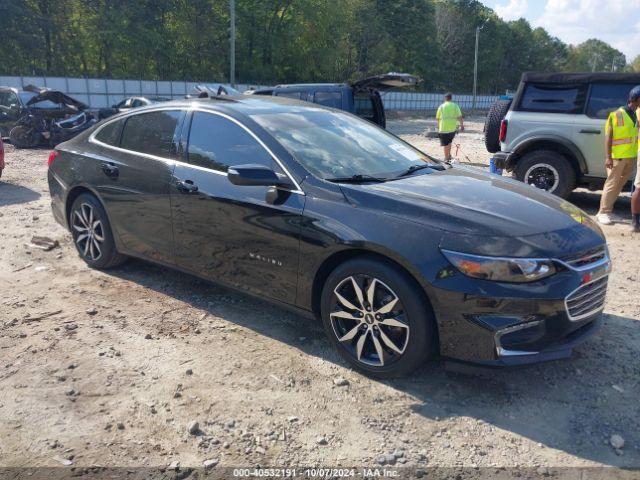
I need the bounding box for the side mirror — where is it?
[228,164,292,188]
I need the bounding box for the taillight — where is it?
[499,119,508,143]
[47,150,59,167]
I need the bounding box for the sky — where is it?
[481,0,640,62]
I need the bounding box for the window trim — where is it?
[89,105,304,195]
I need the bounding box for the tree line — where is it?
[1,0,637,93]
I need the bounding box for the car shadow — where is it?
[570,189,632,217]
[106,259,640,468]
[0,181,41,207]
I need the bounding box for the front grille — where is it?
[565,276,608,320]
[561,246,607,270]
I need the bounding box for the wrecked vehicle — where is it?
[0,85,96,149]
[251,72,419,128]
[98,96,171,120]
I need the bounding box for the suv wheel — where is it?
[69,193,127,269]
[514,150,575,198]
[320,258,436,378]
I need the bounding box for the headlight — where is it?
[441,250,556,283]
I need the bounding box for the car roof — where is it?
[131,94,331,116]
[521,72,640,85]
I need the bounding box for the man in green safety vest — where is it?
[597,86,640,227]
[435,92,464,161]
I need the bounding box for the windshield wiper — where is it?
[396,163,443,178]
[325,174,388,183]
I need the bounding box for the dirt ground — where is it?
[1,119,639,477]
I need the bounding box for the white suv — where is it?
[489,72,640,198]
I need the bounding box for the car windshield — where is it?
[250,109,435,180]
[18,92,61,109]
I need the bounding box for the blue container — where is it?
[489,157,503,175]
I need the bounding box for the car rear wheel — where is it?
[69,193,126,269]
[9,125,41,149]
[514,150,575,198]
[320,258,436,378]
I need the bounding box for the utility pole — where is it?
[472,20,488,111]
[230,0,236,87]
[472,26,479,111]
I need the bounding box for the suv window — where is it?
[275,91,304,100]
[120,110,181,158]
[0,91,18,108]
[519,83,587,113]
[355,94,375,122]
[186,112,274,173]
[586,83,637,119]
[314,91,342,108]
[95,118,125,146]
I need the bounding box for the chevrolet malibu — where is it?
[47,96,610,377]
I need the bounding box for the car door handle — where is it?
[101,162,119,178]
[579,129,601,134]
[176,179,198,193]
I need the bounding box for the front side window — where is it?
[120,110,181,158]
[313,91,342,109]
[186,112,274,173]
[251,108,432,179]
[586,83,637,119]
[95,118,125,146]
[519,83,587,113]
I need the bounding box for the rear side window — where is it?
[519,84,587,113]
[95,119,124,146]
[120,110,181,158]
[275,91,304,100]
[355,94,375,121]
[586,83,636,119]
[313,91,342,108]
[186,112,273,173]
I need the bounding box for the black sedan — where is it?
[47,96,610,377]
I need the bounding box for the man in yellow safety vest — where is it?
[436,92,464,161]
[597,86,640,226]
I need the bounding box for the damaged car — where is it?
[0,85,96,149]
[98,96,171,120]
[251,72,419,128]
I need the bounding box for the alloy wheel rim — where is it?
[524,163,559,192]
[330,275,409,367]
[72,203,104,261]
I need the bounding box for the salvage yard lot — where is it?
[1,119,639,473]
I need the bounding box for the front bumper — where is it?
[429,246,610,367]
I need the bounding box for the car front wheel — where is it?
[69,193,126,269]
[321,258,436,378]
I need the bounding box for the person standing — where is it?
[436,93,464,160]
[633,166,640,232]
[596,86,640,226]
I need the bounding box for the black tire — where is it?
[69,193,126,269]
[514,149,576,198]
[483,99,511,153]
[9,125,41,149]
[320,257,436,378]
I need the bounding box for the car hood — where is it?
[339,165,604,241]
[23,84,87,110]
